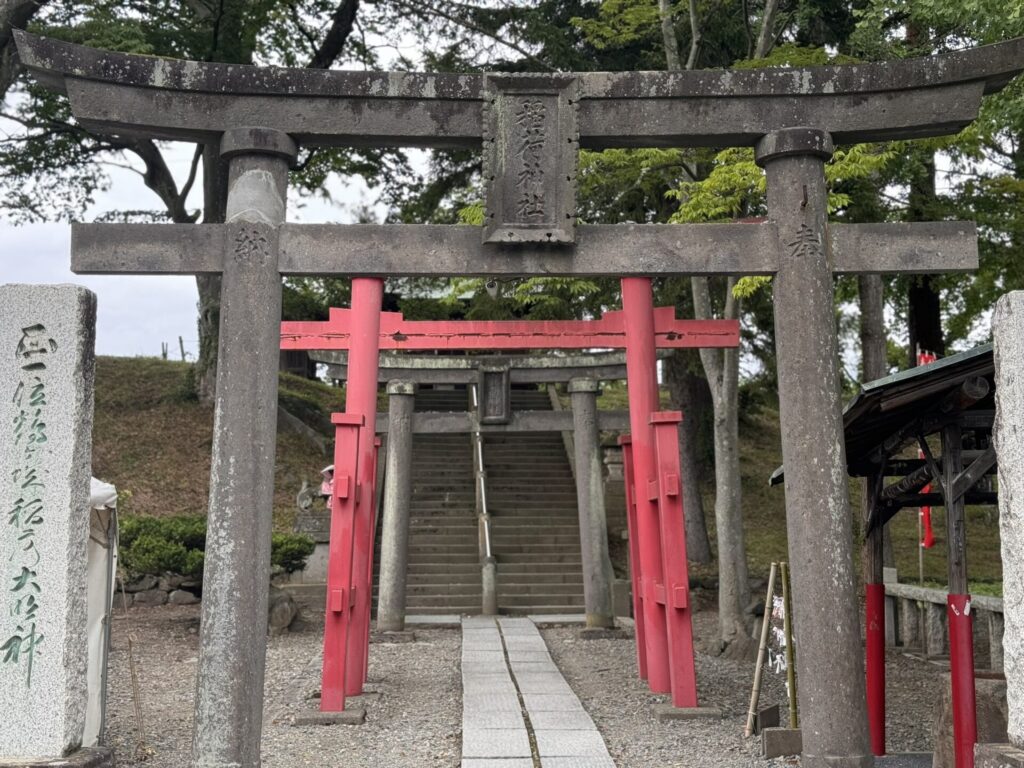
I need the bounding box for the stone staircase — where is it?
[372,385,586,617]
[403,388,482,615]
[486,388,585,615]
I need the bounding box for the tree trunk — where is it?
[858,274,895,566]
[907,275,944,365]
[710,343,749,646]
[905,147,944,367]
[858,274,887,383]
[196,144,228,402]
[692,277,751,651]
[664,352,713,565]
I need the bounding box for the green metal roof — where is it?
[770,344,995,486]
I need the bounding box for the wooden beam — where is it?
[281,307,739,352]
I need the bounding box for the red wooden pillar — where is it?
[344,277,384,697]
[621,277,670,693]
[948,594,977,768]
[363,435,383,683]
[321,414,364,711]
[618,435,648,680]
[865,580,886,755]
[651,411,698,707]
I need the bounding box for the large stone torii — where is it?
[14,29,1024,768]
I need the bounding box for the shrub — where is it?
[119,515,314,579]
[271,533,317,574]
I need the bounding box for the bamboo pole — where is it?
[745,562,779,738]
[781,561,798,728]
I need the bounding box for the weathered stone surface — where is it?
[995,290,1024,746]
[0,284,96,758]
[482,74,578,244]
[533,729,608,757]
[168,589,199,606]
[977,743,1024,767]
[926,602,948,657]
[900,597,921,648]
[759,131,872,768]
[377,381,416,632]
[932,677,1008,768]
[158,574,185,591]
[191,144,294,768]
[132,589,168,607]
[652,704,724,721]
[17,30,1024,148]
[570,379,614,629]
[290,707,366,726]
[461,728,531,759]
[123,574,157,593]
[0,746,114,767]
[72,220,978,279]
[268,585,298,634]
[762,727,803,758]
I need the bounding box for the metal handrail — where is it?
[470,384,492,559]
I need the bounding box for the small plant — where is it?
[119,515,315,579]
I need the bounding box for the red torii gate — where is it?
[280,277,740,713]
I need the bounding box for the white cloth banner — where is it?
[85,479,117,748]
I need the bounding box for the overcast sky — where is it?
[0,142,381,359]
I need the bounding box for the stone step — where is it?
[406,594,490,608]
[407,563,482,574]
[407,584,483,596]
[497,593,585,606]
[491,540,583,551]
[495,580,584,593]
[502,605,584,615]
[408,554,480,564]
[407,547,479,557]
[404,604,481,615]
[495,554,583,564]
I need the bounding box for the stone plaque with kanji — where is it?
[482,74,578,244]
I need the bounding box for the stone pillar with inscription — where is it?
[756,129,872,768]
[191,129,296,768]
[0,284,110,766]
[979,291,1024,767]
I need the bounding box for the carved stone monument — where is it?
[981,291,1024,767]
[0,284,109,766]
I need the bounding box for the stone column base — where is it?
[976,743,1024,767]
[0,747,115,768]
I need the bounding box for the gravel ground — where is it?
[105,605,461,768]
[104,602,948,767]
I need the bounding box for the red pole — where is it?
[618,436,648,680]
[621,277,670,693]
[651,412,698,707]
[321,414,363,711]
[948,594,977,768]
[865,582,886,755]
[344,277,384,696]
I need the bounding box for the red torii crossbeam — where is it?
[281,306,738,351]
[282,278,739,713]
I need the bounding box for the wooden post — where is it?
[746,563,779,738]
[943,420,977,768]
[864,472,886,756]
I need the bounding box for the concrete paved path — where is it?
[461,616,615,768]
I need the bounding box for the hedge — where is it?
[120,515,315,578]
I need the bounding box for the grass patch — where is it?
[93,356,342,528]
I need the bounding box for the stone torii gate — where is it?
[14,29,1024,768]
